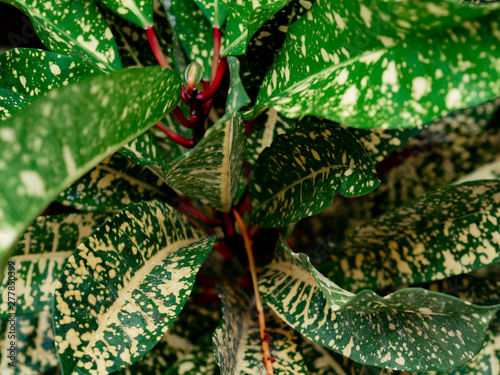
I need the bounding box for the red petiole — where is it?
[155,121,195,148]
[145,27,171,69]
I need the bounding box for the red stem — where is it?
[155,122,195,148]
[198,58,227,102]
[238,195,251,216]
[181,198,221,226]
[223,212,234,238]
[210,27,222,83]
[145,27,171,68]
[245,120,254,137]
[172,106,198,129]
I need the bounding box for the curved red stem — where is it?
[155,122,195,148]
[172,106,198,129]
[145,27,171,68]
[198,58,227,102]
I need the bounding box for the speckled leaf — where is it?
[166,112,246,212]
[167,0,214,80]
[100,0,153,28]
[0,48,102,120]
[245,108,296,167]
[249,122,379,227]
[321,180,500,293]
[194,0,230,28]
[0,212,110,317]
[57,153,171,212]
[259,239,500,371]
[213,283,307,374]
[0,311,58,374]
[166,344,218,374]
[53,201,218,375]
[253,0,500,129]
[1,0,121,71]
[0,67,181,268]
[223,0,291,56]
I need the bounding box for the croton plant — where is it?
[0,0,500,374]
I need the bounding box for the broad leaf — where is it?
[100,0,153,28]
[223,0,291,56]
[253,0,500,128]
[57,153,171,212]
[259,239,500,371]
[319,180,500,292]
[0,66,181,266]
[245,108,296,167]
[0,48,101,119]
[1,0,121,70]
[166,113,246,211]
[249,122,379,227]
[53,201,217,374]
[0,212,110,317]
[213,283,307,374]
[454,159,500,184]
[194,0,230,28]
[166,0,214,80]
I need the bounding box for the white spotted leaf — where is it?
[1,0,122,71]
[319,180,500,293]
[0,48,102,120]
[253,0,500,129]
[194,0,231,28]
[53,201,218,374]
[249,122,380,227]
[0,66,181,267]
[213,283,308,374]
[259,239,500,371]
[100,0,153,29]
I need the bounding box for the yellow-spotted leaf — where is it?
[319,180,500,293]
[0,66,181,268]
[57,153,173,212]
[100,0,153,29]
[249,122,379,227]
[259,239,500,372]
[1,0,121,71]
[253,0,500,129]
[53,201,218,375]
[213,283,308,374]
[0,48,102,120]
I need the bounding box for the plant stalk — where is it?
[145,27,171,69]
[155,121,195,148]
[198,57,228,102]
[232,209,274,375]
[210,27,222,83]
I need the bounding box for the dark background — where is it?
[0,3,44,52]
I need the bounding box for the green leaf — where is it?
[249,122,380,227]
[165,113,246,212]
[1,0,122,71]
[57,153,172,212]
[0,212,110,317]
[0,67,181,266]
[166,0,214,80]
[213,283,308,374]
[194,0,231,28]
[253,0,500,129]
[0,311,59,374]
[100,0,153,28]
[320,180,500,293]
[0,48,102,120]
[165,57,249,211]
[223,0,292,56]
[53,201,218,374]
[246,108,296,167]
[259,239,500,371]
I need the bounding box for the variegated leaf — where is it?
[100,0,153,28]
[259,239,500,371]
[165,0,214,80]
[166,113,246,211]
[0,48,101,120]
[223,0,291,56]
[253,0,500,129]
[213,283,307,374]
[245,108,296,167]
[57,153,171,212]
[194,0,230,28]
[0,66,181,265]
[249,122,379,227]
[0,212,110,317]
[1,0,121,70]
[319,180,500,293]
[453,158,500,184]
[53,201,217,374]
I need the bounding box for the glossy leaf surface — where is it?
[100,0,153,28]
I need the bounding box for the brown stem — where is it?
[145,27,171,69]
[232,210,274,375]
[155,121,195,148]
